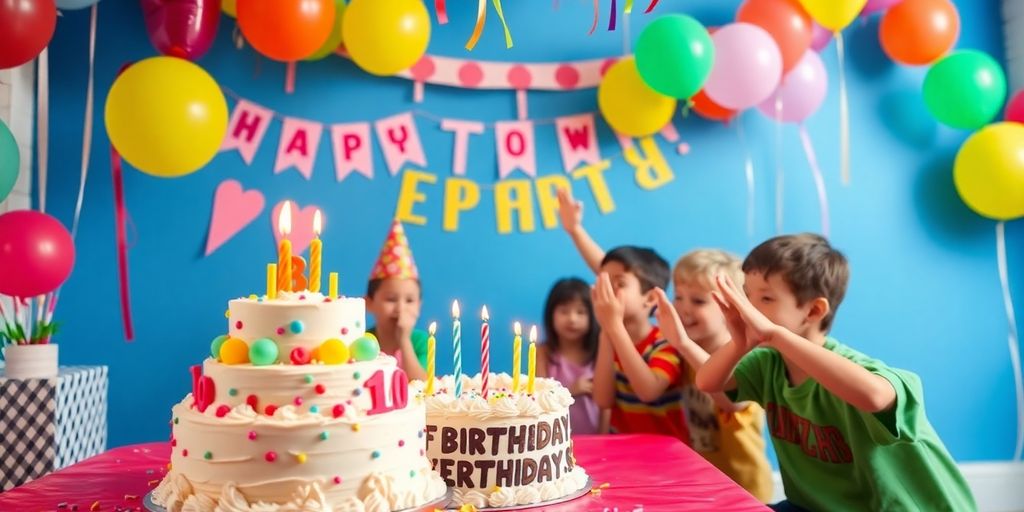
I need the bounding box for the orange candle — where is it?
[277,201,292,292]
[309,210,322,293]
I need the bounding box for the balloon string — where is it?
[997,221,1024,461]
[798,126,830,238]
[491,0,513,48]
[37,48,49,213]
[836,31,851,186]
[285,62,296,94]
[71,2,97,240]
[735,117,755,239]
[111,145,135,342]
[588,0,598,35]
[774,97,784,235]
[465,0,487,50]
[435,0,449,24]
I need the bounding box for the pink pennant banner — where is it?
[375,112,427,176]
[495,120,537,179]
[441,118,484,176]
[555,114,601,172]
[205,179,265,256]
[271,200,324,255]
[221,99,273,164]
[275,117,323,180]
[330,122,374,182]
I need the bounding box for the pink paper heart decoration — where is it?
[205,180,265,256]
[272,200,324,255]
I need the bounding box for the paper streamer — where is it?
[736,120,756,238]
[466,0,487,50]
[774,98,784,235]
[609,0,617,30]
[36,48,49,213]
[836,32,850,186]
[625,0,634,13]
[110,146,135,341]
[644,0,659,13]
[492,0,513,48]
[71,3,98,239]
[997,221,1024,461]
[798,126,830,238]
[435,0,448,24]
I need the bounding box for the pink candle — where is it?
[480,305,490,399]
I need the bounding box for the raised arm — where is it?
[557,187,605,274]
[591,332,616,409]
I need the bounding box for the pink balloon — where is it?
[757,51,828,123]
[0,210,74,297]
[1006,90,1024,124]
[862,0,904,15]
[810,21,832,52]
[142,0,220,61]
[704,23,783,110]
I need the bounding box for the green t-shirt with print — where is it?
[727,338,976,512]
[367,326,429,369]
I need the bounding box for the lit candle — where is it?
[425,321,437,395]
[452,300,463,398]
[527,325,538,394]
[277,201,292,292]
[328,272,338,299]
[309,210,322,293]
[267,263,277,300]
[512,321,522,393]
[480,306,490,399]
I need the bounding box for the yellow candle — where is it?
[328,272,338,299]
[527,325,537,394]
[511,322,522,393]
[277,201,292,292]
[267,263,277,300]
[309,210,322,293]
[425,321,437,395]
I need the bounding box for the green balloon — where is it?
[305,0,347,61]
[0,119,18,204]
[635,14,714,99]
[923,50,1007,130]
[351,333,380,361]
[249,338,279,366]
[210,335,228,359]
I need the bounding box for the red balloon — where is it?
[0,210,74,297]
[691,89,736,123]
[142,0,221,61]
[236,0,335,61]
[0,0,57,70]
[736,0,812,73]
[1006,90,1024,124]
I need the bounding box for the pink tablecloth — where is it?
[0,435,768,511]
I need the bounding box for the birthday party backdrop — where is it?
[35,0,1023,465]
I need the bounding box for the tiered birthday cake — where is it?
[415,373,590,509]
[153,291,447,511]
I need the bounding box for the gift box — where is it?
[0,365,108,491]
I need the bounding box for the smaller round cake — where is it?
[414,373,589,509]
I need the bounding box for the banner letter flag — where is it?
[495,120,537,179]
[221,100,273,164]
[555,114,601,172]
[330,122,374,182]
[375,112,428,176]
[441,118,485,176]
[205,179,265,256]
[275,117,323,180]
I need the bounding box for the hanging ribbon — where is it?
[624,0,634,13]
[836,31,850,186]
[798,126,830,238]
[36,48,49,213]
[735,119,756,238]
[491,0,513,48]
[285,62,296,94]
[622,6,631,53]
[465,0,487,50]
[588,0,599,35]
[71,3,98,239]
[111,145,135,341]
[608,0,617,30]
[774,98,784,235]
[644,0,659,13]
[997,221,1024,461]
[435,0,448,24]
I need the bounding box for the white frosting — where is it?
[227,296,365,363]
[414,373,574,419]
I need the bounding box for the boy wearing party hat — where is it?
[367,219,429,380]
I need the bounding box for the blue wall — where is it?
[42,0,1021,464]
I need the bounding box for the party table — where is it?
[0,434,768,511]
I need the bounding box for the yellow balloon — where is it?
[342,0,430,76]
[799,0,867,31]
[104,57,228,178]
[598,58,677,137]
[954,122,1024,221]
[222,0,236,18]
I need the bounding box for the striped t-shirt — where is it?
[610,326,690,444]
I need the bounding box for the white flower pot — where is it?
[3,344,59,379]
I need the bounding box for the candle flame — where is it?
[428,321,437,336]
[279,201,292,236]
[313,209,322,236]
[529,325,537,343]
[513,321,521,336]
[481,305,489,322]
[452,300,460,318]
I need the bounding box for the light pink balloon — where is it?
[757,51,828,123]
[704,23,783,110]
[810,21,832,52]
[862,0,904,15]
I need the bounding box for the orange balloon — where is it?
[691,89,736,122]
[879,0,960,66]
[736,0,813,73]
[237,0,335,61]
